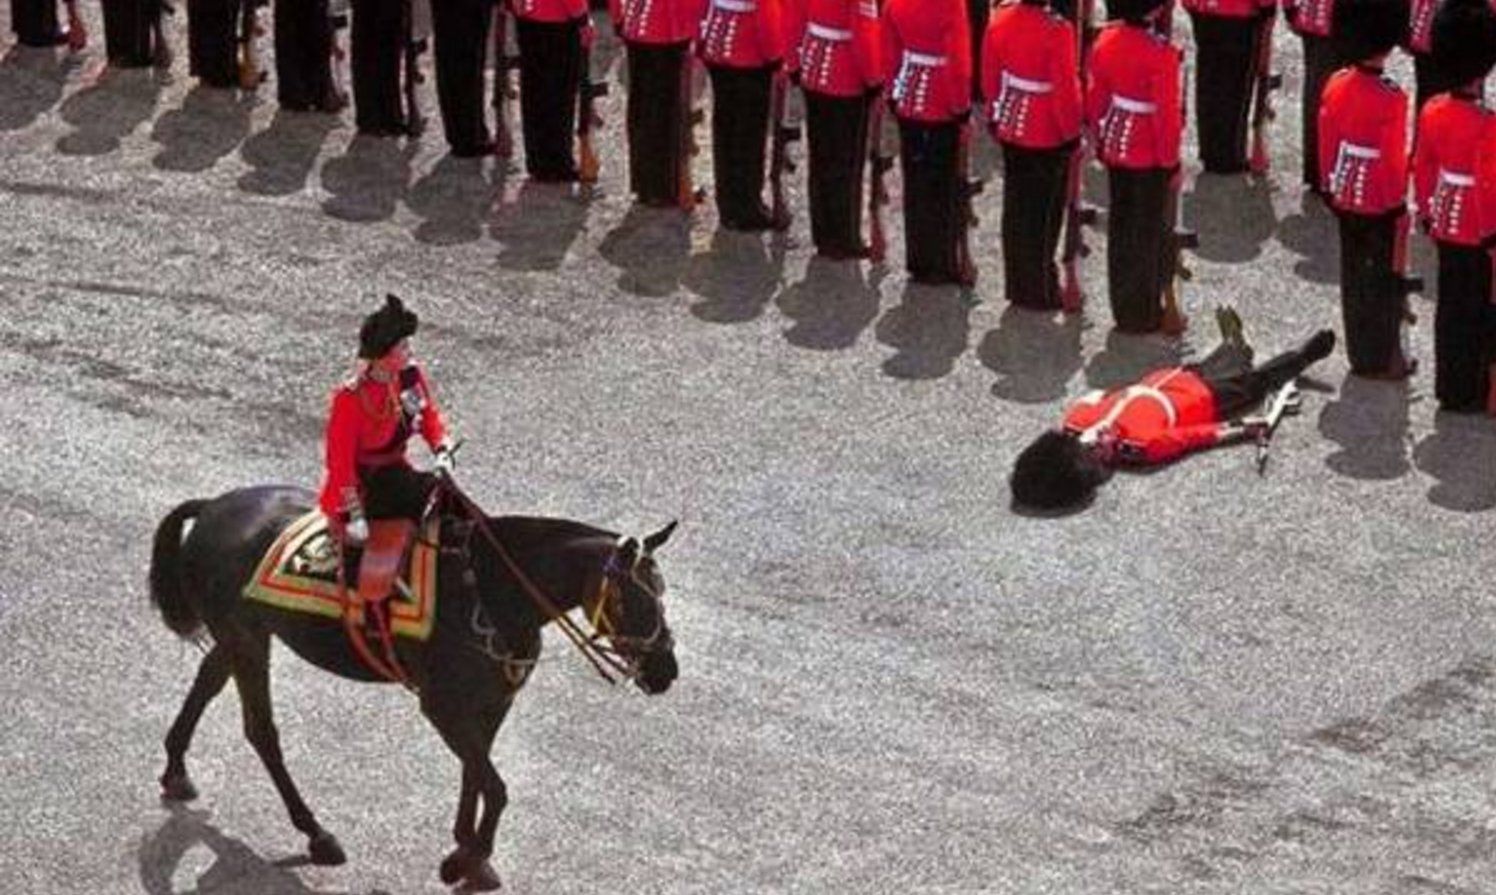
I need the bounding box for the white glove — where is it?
[434,445,456,476]
[345,514,369,545]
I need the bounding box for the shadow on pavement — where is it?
[151,85,256,173]
[1275,189,1339,285]
[139,806,389,895]
[0,44,75,132]
[319,133,417,223]
[682,229,786,324]
[1317,373,1414,481]
[1083,329,1184,391]
[238,109,340,196]
[405,153,500,247]
[56,67,165,155]
[596,204,692,297]
[977,304,1084,404]
[492,179,592,268]
[873,282,975,380]
[1184,173,1278,264]
[1412,410,1496,512]
[775,255,882,350]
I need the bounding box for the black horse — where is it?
[148,483,679,892]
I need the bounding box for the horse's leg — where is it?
[159,645,232,801]
[438,763,480,885]
[425,688,511,892]
[230,641,347,866]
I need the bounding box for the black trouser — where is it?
[1337,209,1406,375]
[899,118,962,284]
[1434,243,1494,412]
[275,0,337,110]
[708,63,774,229]
[517,16,583,181]
[431,0,493,155]
[1195,334,1327,417]
[359,465,439,520]
[351,0,406,133]
[1106,166,1171,333]
[625,40,689,206]
[968,0,989,99]
[804,89,871,256]
[1001,141,1071,310]
[1300,34,1345,190]
[103,0,162,66]
[1412,52,1465,114]
[1191,12,1257,174]
[187,0,243,87]
[11,0,60,45]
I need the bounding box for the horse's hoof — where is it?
[438,848,471,885]
[462,859,502,892]
[308,831,347,866]
[159,772,198,802]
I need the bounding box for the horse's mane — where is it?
[481,515,618,553]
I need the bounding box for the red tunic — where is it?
[790,0,882,97]
[1061,367,1228,464]
[698,0,786,68]
[980,2,1081,149]
[1086,22,1183,169]
[1403,0,1436,54]
[610,0,708,44]
[1182,0,1273,19]
[1318,65,1409,215]
[1413,95,1496,246]
[1282,0,1333,36]
[511,0,588,21]
[882,0,971,123]
[318,365,450,519]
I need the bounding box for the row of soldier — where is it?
[8,0,1496,412]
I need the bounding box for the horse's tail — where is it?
[149,499,208,639]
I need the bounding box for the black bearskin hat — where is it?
[1106,0,1167,21]
[358,294,419,360]
[1334,0,1410,61]
[1433,0,1496,88]
[1010,430,1112,511]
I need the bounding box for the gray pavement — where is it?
[3,10,1496,895]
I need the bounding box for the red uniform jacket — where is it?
[1318,65,1409,215]
[1062,367,1228,465]
[699,0,786,68]
[318,365,450,519]
[1183,0,1273,19]
[1403,0,1436,54]
[790,0,882,97]
[511,0,588,22]
[1413,95,1496,246]
[611,0,708,44]
[1283,0,1333,36]
[980,2,1081,149]
[882,0,971,123]
[1086,22,1182,169]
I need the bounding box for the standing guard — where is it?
[275,0,347,111]
[1319,0,1415,378]
[1183,0,1275,173]
[981,0,1083,310]
[512,0,596,181]
[1087,0,1184,333]
[1412,0,1496,410]
[430,0,497,155]
[699,0,788,230]
[883,0,975,285]
[11,0,84,47]
[1403,0,1459,112]
[103,0,170,67]
[611,0,709,207]
[792,0,884,258]
[1283,0,1344,192]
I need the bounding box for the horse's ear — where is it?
[643,520,678,554]
[615,537,641,569]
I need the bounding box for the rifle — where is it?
[768,70,800,230]
[238,0,269,90]
[63,0,87,51]
[1247,7,1283,175]
[577,32,608,183]
[491,4,522,157]
[328,1,350,111]
[1060,0,1096,313]
[678,57,705,211]
[1252,380,1303,474]
[867,92,894,262]
[954,119,984,287]
[1160,37,1195,334]
[400,0,428,136]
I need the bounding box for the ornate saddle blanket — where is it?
[242,511,439,641]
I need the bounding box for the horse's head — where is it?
[588,521,680,695]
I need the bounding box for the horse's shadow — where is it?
[596,205,693,297]
[1083,329,1185,390]
[1183,173,1278,264]
[681,229,786,324]
[1318,373,1415,481]
[775,255,883,350]
[0,44,77,132]
[238,109,341,197]
[492,179,594,269]
[873,281,976,380]
[319,134,418,223]
[1275,189,1340,285]
[151,85,257,173]
[139,806,388,895]
[1412,410,1496,512]
[56,67,166,155]
[977,304,1084,404]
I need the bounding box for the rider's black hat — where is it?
[358,294,419,360]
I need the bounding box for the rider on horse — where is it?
[319,294,457,606]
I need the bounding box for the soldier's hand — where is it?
[434,446,457,476]
[1239,417,1270,440]
[345,514,369,545]
[581,19,596,49]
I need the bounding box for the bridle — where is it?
[586,550,674,670]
